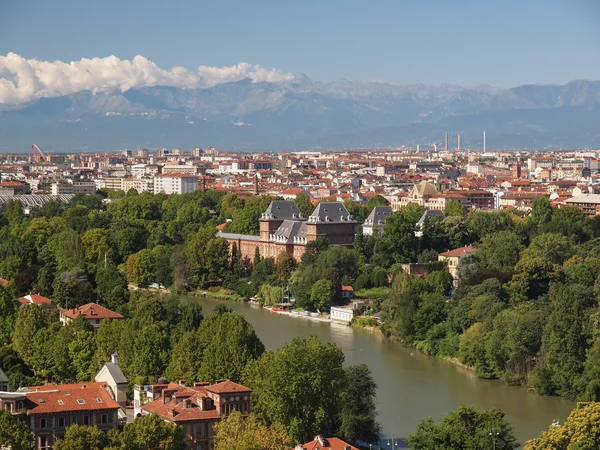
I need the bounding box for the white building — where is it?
[94,353,127,409]
[51,180,96,195]
[153,174,198,195]
[330,301,364,325]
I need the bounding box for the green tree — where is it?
[54,425,111,450]
[444,200,467,218]
[198,311,265,382]
[126,249,155,287]
[310,279,335,311]
[529,197,553,228]
[68,329,97,382]
[0,409,34,450]
[476,231,524,274]
[338,364,381,444]
[52,268,94,308]
[295,193,315,217]
[81,228,112,265]
[130,324,170,379]
[407,405,519,450]
[275,251,296,281]
[95,265,129,311]
[214,411,294,450]
[243,336,346,443]
[13,304,47,366]
[119,413,186,450]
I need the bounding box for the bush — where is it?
[352,316,379,328]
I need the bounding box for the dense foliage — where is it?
[525,402,600,449]
[213,411,294,450]
[53,414,186,450]
[243,336,380,444]
[407,406,519,450]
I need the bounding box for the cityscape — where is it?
[2,1,600,449]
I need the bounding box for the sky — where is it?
[1,0,600,89]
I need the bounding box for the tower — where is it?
[513,156,521,179]
[457,134,461,153]
[483,131,486,152]
[254,174,259,196]
[445,131,449,153]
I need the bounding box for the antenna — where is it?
[458,134,461,153]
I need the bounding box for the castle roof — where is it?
[364,205,392,227]
[260,200,305,221]
[307,202,355,224]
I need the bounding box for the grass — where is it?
[354,287,391,301]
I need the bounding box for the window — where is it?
[101,414,108,424]
[77,399,86,405]
[40,436,50,450]
[95,319,100,325]
[71,416,77,425]
[58,417,65,428]
[40,418,47,428]
[83,415,90,425]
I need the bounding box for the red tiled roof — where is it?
[18,293,52,305]
[439,246,477,258]
[206,380,252,394]
[25,384,119,415]
[299,437,359,450]
[0,278,7,287]
[341,285,354,292]
[59,303,124,320]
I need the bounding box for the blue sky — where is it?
[1,0,599,87]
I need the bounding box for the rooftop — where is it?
[59,303,124,320]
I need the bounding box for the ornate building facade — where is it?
[218,200,356,261]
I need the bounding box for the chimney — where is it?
[111,352,119,365]
[179,380,186,386]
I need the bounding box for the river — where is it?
[183,296,574,448]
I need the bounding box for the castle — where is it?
[218,200,356,261]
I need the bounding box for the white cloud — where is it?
[0,53,295,105]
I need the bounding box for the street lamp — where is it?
[489,427,500,450]
[387,434,399,450]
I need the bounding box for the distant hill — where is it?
[1,78,600,152]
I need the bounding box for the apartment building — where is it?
[153,174,198,195]
[51,180,96,195]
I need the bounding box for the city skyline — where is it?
[1,0,600,89]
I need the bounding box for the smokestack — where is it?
[416,144,420,153]
[457,134,461,152]
[483,131,486,152]
[445,131,448,153]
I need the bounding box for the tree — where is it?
[68,329,97,382]
[444,200,467,218]
[126,249,155,287]
[198,311,265,382]
[243,336,346,443]
[295,193,315,217]
[407,405,519,450]
[476,231,524,274]
[310,279,335,311]
[81,228,112,266]
[13,304,47,366]
[214,411,294,450]
[130,324,170,379]
[529,197,553,228]
[119,413,186,450]
[275,251,296,281]
[338,364,381,444]
[0,409,34,450]
[54,425,111,450]
[95,265,129,311]
[525,402,600,450]
[52,268,94,308]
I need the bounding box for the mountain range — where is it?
[2,77,600,152]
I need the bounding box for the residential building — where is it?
[0,181,27,196]
[153,174,198,195]
[295,435,359,450]
[58,303,124,329]
[330,301,364,325]
[564,194,600,216]
[18,293,52,306]
[438,246,477,286]
[94,353,127,409]
[51,180,96,195]
[362,206,392,235]
[218,200,356,261]
[138,380,252,450]
[0,382,120,450]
